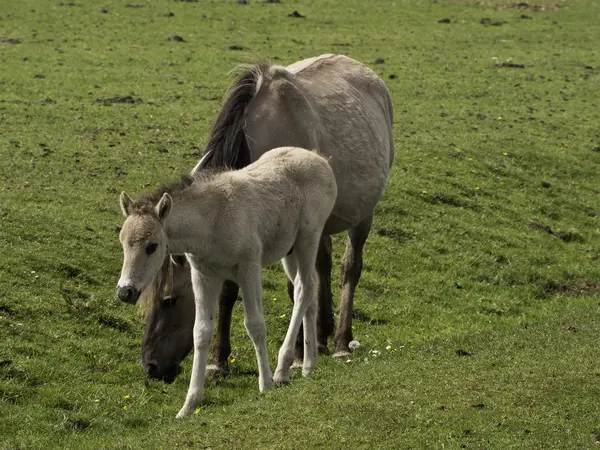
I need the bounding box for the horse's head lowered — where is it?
[116,191,172,305]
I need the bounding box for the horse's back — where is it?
[245,55,394,234]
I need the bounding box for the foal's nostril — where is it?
[117,286,139,304]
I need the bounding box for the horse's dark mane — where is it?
[139,61,272,314]
[198,61,272,171]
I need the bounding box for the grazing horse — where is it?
[117,147,338,417]
[139,54,395,382]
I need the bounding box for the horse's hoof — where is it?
[332,350,351,359]
[291,359,303,369]
[205,364,227,379]
[318,344,330,355]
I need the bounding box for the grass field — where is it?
[1,0,599,448]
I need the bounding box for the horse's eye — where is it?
[145,243,158,255]
[162,296,178,308]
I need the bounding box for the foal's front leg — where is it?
[176,270,222,418]
[237,262,275,392]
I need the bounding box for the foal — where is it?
[116,147,337,417]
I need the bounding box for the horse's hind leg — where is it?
[333,215,373,358]
[293,235,334,360]
[316,235,334,354]
[206,280,238,378]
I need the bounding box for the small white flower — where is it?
[346,359,352,363]
[348,340,360,350]
[386,345,392,350]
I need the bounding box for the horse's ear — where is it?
[170,254,187,267]
[155,193,172,221]
[120,192,133,217]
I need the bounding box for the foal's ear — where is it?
[120,192,133,217]
[155,193,172,221]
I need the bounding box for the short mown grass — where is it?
[1,0,599,448]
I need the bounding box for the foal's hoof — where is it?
[176,405,195,419]
[205,364,228,379]
[302,366,315,378]
[273,373,291,386]
[260,378,276,392]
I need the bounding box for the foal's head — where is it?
[116,192,172,305]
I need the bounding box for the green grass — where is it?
[1,0,599,448]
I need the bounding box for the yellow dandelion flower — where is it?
[123,405,128,411]
[422,190,428,194]
[230,358,236,364]
[467,157,473,161]
[496,116,503,120]
[123,395,130,400]
[93,399,100,403]
[503,152,508,156]
[279,314,286,319]
[475,186,481,190]
[193,407,201,415]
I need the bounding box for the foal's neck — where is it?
[162,184,221,255]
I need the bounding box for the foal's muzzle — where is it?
[117,286,140,305]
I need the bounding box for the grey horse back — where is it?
[244,54,394,236]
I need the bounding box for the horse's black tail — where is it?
[198,62,272,171]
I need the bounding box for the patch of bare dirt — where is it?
[493,62,525,68]
[0,37,21,44]
[495,2,566,11]
[528,219,584,243]
[447,0,566,10]
[540,280,600,297]
[94,95,141,105]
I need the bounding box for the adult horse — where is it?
[139,54,394,382]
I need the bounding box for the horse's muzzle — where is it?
[117,285,140,304]
[142,358,182,384]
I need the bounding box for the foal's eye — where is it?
[145,243,158,255]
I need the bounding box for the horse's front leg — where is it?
[236,262,274,392]
[206,280,239,378]
[334,216,373,358]
[176,270,222,418]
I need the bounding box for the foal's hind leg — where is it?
[333,216,373,358]
[275,243,318,383]
[237,262,275,393]
[294,236,334,360]
[206,280,238,378]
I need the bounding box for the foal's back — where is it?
[211,147,337,266]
